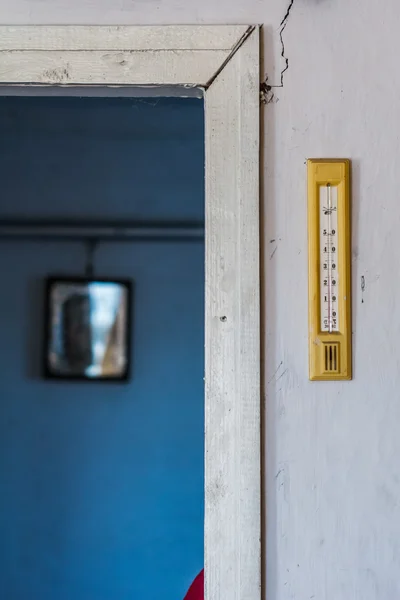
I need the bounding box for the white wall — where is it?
[1,0,398,598]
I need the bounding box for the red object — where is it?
[184,569,204,600]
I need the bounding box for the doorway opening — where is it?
[0,94,204,600]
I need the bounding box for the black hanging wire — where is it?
[85,239,98,277]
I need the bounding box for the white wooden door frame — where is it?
[0,25,261,600]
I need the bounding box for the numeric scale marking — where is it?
[320,183,339,332]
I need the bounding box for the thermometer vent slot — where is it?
[323,343,339,374]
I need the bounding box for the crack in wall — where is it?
[280,0,295,28]
[260,0,296,102]
[278,0,295,86]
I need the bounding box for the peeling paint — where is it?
[41,66,70,83]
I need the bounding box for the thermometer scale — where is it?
[320,183,339,333]
[308,159,352,380]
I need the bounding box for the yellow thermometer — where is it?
[307,159,352,380]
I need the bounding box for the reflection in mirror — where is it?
[44,278,131,380]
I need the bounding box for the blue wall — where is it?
[0,97,204,600]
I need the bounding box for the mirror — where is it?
[44,277,131,381]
